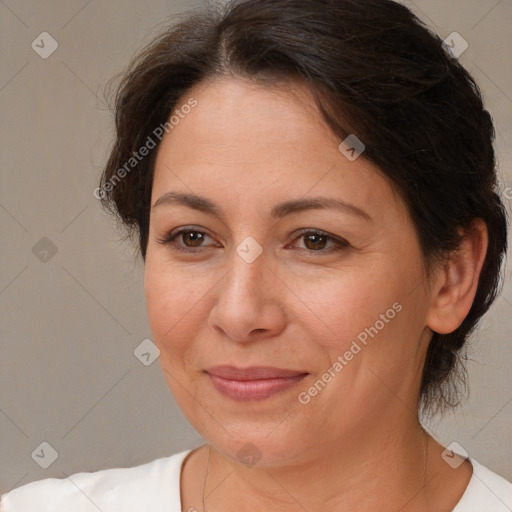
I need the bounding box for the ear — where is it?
[426,219,488,335]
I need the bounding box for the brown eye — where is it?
[291,229,350,254]
[181,231,206,247]
[156,227,217,254]
[303,233,328,250]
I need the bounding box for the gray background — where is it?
[0,0,511,495]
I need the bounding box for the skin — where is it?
[144,77,488,511]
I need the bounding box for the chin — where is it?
[210,435,298,469]
[164,368,331,467]
[191,410,316,469]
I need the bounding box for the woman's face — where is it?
[144,77,437,466]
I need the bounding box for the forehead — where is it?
[163,77,336,154]
[152,77,404,221]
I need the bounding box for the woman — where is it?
[2,0,511,510]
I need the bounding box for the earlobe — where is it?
[426,219,488,335]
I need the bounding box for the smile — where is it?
[205,366,309,401]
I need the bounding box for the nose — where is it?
[208,250,287,343]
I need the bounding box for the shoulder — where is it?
[453,458,512,512]
[0,449,192,512]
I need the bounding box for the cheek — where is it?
[287,265,402,349]
[290,260,425,403]
[144,258,209,353]
[308,274,429,410]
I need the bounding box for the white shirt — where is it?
[1,450,511,511]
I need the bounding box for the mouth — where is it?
[204,366,309,401]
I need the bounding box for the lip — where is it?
[205,366,309,401]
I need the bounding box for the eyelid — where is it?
[156,226,219,252]
[288,228,350,252]
[156,226,350,254]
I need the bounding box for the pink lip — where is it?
[205,366,309,401]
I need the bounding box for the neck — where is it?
[200,418,439,512]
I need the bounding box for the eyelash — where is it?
[156,227,350,255]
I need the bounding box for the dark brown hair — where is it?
[100,0,508,416]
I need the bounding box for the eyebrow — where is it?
[153,192,372,222]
